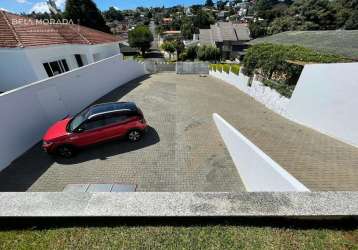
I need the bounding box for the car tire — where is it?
[56,145,76,158]
[127,129,143,142]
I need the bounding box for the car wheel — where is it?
[56,145,75,158]
[127,130,142,142]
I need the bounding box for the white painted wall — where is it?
[0,55,146,170]
[210,70,289,116]
[213,113,310,192]
[0,42,121,92]
[0,49,39,91]
[287,63,358,147]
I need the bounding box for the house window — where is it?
[43,59,70,77]
[75,54,84,67]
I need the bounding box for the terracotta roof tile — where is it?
[0,11,120,48]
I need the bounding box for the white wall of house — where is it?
[0,42,121,92]
[287,62,358,147]
[0,55,145,171]
[0,49,38,91]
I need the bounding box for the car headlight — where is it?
[43,141,54,147]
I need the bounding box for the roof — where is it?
[88,102,138,118]
[249,30,358,60]
[199,22,251,45]
[0,11,119,48]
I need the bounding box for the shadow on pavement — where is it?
[0,75,154,192]
[55,126,160,165]
[0,127,159,191]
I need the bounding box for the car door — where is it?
[101,112,134,140]
[69,115,108,147]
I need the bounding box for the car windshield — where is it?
[68,110,87,132]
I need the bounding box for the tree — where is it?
[205,0,214,7]
[128,25,154,55]
[103,7,124,22]
[161,41,176,60]
[286,0,337,30]
[255,0,278,19]
[47,0,63,19]
[217,1,229,10]
[249,20,268,38]
[197,45,221,61]
[267,16,299,35]
[64,0,110,33]
[333,0,358,28]
[181,18,195,40]
[345,10,358,29]
[193,10,215,29]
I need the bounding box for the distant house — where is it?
[0,11,122,92]
[198,22,251,60]
[159,30,181,46]
[218,11,230,21]
[162,18,173,25]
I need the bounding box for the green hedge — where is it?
[210,64,241,75]
[242,43,351,85]
[222,64,230,73]
[231,65,241,75]
[262,79,295,98]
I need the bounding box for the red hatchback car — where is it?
[42,102,148,158]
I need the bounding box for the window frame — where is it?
[43,59,70,77]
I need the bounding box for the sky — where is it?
[0,0,205,13]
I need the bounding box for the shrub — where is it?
[197,45,221,61]
[222,64,230,73]
[263,79,295,98]
[179,45,197,61]
[242,43,351,85]
[230,64,241,75]
[216,64,223,72]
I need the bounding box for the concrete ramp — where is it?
[213,113,310,192]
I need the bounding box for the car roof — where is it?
[87,102,138,118]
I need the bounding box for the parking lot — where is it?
[0,73,357,192]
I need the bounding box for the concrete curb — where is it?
[0,192,356,217]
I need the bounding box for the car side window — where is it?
[81,116,105,131]
[104,113,130,126]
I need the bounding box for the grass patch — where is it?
[0,225,356,249]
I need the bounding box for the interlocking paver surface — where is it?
[0,73,357,191]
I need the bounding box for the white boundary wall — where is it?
[213,113,310,192]
[210,70,289,116]
[0,55,146,170]
[286,63,358,147]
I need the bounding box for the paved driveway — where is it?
[0,74,243,192]
[0,73,357,192]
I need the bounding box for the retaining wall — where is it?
[144,61,176,73]
[213,113,309,192]
[176,62,209,74]
[286,63,358,147]
[0,55,146,170]
[209,70,289,116]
